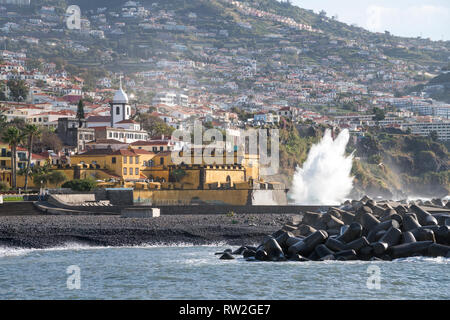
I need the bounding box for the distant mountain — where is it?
[425,72,450,103]
[19,0,450,74]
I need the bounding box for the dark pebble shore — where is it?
[0,214,296,249]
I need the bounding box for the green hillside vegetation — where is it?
[278,122,322,175]
[275,124,449,198]
[350,131,449,198]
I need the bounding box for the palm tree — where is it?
[76,99,85,127]
[2,126,25,189]
[23,124,41,191]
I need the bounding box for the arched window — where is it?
[116,106,120,115]
[226,175,231,184]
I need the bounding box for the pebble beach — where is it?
[0,214,295,249]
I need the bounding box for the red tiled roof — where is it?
[78,149,114,156]
[32,153,47,160]
[116,119,137,124]
[111,149,138,156]
[87,116,111,122]
[86,139,127,144]
[132,149,154,155]
[131,140,170,146]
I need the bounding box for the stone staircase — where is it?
[0,202,42,216]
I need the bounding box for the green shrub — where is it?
[3,196,23,202]
[62,179,98,192]
[226,211,236,217]
[0,181,9,192]
[48,171,68,187]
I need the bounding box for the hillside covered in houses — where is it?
[0,0,448,199]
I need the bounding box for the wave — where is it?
[0,241,230,258]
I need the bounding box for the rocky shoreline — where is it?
[217,197,450,261]
[0,214,294,249]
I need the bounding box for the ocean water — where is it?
[0,244,448,300]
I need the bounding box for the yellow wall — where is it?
[133,189,250,205]
[204,168,245,186]
[140,167,170,182]
[0,169,11,186]
[0,142,11,168]
[15,169,73,189]
[179,169,200,187]
[70,153,144,181]
[0,142,31,170]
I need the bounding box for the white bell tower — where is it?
[110,77,131,127]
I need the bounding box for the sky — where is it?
[289,0,450,41]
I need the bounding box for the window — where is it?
[135,168,139,175]
[134,157,138,164]
[109,132,113,138]
[129,156,133,163]
[160,146,164,151]
[153,147,157,152]
[123,157,127,164]
[116,106,120,115]
[112,157,116,164]
[129,168,133,175]
[160,157,164,165]
[123,167,127,175]
[127,107,130,115]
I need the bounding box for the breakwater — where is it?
[218,197,450,261]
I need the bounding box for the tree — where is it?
[0,83,7,101]
[0,104,7,135]
[23,124,41,191]
[204,121,214,129]
[62,178,97,191]
[0,181,8,191]
[2,126,25,189]
[7,80,28,102]
[429,130,439,142]
[8,117,26,130]
[35,79,46,88]
[170,168,187,182]
[33,128,63,153]
[76,99,85,127]
[137,114,174,137]
[373,107,385,122]
[48,171,67,188]
[26,59,43,71]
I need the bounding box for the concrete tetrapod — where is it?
[371,227,402,256]
[288,230,328,256]
[336,222,363,243]
[387,241,434,259]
